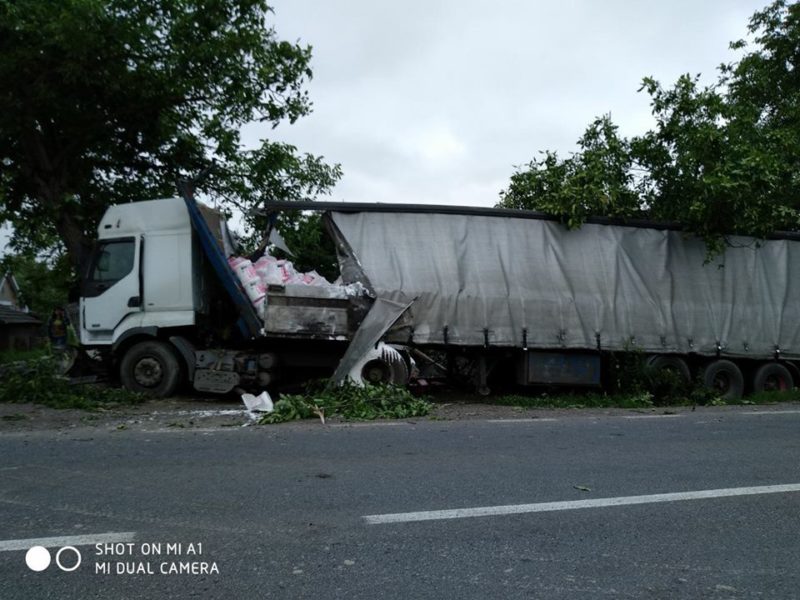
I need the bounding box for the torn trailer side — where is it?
[264,200,800,400]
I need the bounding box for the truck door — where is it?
[80,236,140,340]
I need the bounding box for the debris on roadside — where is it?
[240,390,274,414]
[258,381,431,425]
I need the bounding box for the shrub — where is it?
[0,356,143,409]
[260,381,432,424]
[608,351,703,406]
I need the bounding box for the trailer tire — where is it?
[702,360,744,401]
[753,363,794,393]
[360,356,409,386]
[351,343,409,386]
[646,355,691,384]
[120,340,181,398]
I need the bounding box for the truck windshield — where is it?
[88,238,135,283]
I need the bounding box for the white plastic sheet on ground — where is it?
[241,390,274,413]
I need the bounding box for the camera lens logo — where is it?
[25,546,82,572]
[25,547,50,572]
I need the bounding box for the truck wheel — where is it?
[120,340,181,398]
[702,360,744,401]
[753,363,793,393]
[646,355,691,384]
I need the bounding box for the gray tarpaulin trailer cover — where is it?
[325,208,800,360]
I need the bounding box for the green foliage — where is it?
[500,116,644,229]
[737,388,800,405]
[274,212,339,282]
[259,381,432,424]
[491,392,654,410]
[0,357,144,409]
[0,253,74,317]
[0,0,341,268]
[607,352,687,406]
[606,351,720,407]
[0,347,48,365]
[492,385,799,409]
[1,413,28,421]
[500,1,800,257]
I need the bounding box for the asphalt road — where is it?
[1,407,799,599]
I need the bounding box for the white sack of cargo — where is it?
[329,210,800,359]
[228,257,266,313]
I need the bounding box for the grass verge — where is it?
[489,392,655,410]
[0,357,144,410]
[0,348,49,365]
[489,389,800,410]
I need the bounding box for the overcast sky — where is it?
[246,0,767,208]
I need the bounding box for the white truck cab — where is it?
[79,195,375,398]
[80,198,200,347]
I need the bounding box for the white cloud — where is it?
[400,123,467,166]
[262,0,767,208]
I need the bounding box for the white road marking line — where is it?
[0,532,136,552]
[149,409,250,418]
[363,483,800,525]
[742,410,800,415]
[487,418,558,423]
[623,414,683,419]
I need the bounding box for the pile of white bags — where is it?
[228,253,347,314]
[252,255,328,287]
[228,256,267,313]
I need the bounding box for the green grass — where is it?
[0,357,144,410]
[1,413,28,421]
[490,389,800,410]
[723,389,800,406]
[0,347,49,365]
[490,392,656,410]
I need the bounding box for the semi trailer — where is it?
[79,189,800,399]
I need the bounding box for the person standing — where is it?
[47,306,71,351]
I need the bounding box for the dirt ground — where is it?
[2,393,798,434]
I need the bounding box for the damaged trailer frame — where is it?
[265,200,800,400]
[77,188,413,398]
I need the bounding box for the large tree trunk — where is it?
[22,130,92,272]
[55,209,92,274]
[34,182,91,273]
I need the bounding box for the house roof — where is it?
[0,271,20,297]
[0,304,41,326]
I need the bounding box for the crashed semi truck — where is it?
[79,192,800,399]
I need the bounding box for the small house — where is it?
[0,304,42,352]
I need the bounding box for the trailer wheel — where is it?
[360,356,409,386]
[361,359,392,384]
[753,363,794,393]
[646,355,691,384]
[120,340,181,398]
[702,360,744,401]
[350,343,409,386]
